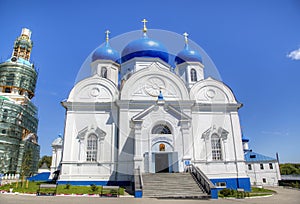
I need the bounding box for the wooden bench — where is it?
[36,184,57,196]
[100,186,119,197]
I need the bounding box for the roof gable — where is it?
[132,102,190,122]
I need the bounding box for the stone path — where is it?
[0,187,299,204]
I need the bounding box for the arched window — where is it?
[86,134,98,162]
[211,134,222,160]
[152,124,171,134]
[190,69,197,82]
[101,67,107,78]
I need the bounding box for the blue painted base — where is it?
[57,180,131,187]
[27,172,51,182]
[210,177,251,192]
[135,190,143,198]
[210,188,218,199]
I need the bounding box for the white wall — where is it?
[246,162,281,186]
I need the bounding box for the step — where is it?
[141,172,209,198]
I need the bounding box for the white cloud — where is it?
[287,48,300,60]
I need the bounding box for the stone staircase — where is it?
[142,173,210,199]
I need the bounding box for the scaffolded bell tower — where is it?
[0,28,39,176]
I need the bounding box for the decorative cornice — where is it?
[116,100,194,109]
[202,125,229,140]
[131,103,191,123]
[192,103,242,112]
[61,101,117,111]
[77,125,106,141]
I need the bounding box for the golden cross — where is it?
[105,30,110,42]
[142,18,148,33]
[183,32,189,44]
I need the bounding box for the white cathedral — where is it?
[49,21,278,194]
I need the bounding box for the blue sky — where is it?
[0,0,299,163]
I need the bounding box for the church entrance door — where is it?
[155,153,169,173]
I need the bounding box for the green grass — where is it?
[218,187,276,198]
[0,181,39,194]
[251,187,277,194]
[0,181,125,195]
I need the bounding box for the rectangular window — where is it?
[260,163,264,170]
[248,164,252,170]
[211,136,222,160]
[262,178,266,183]
[216,182,226,187]
[86,135,98,162]
[269,163,273,169]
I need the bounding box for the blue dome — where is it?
[92,42,120,64]
[175,44,202,65]
[121,36,169,63]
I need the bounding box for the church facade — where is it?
[52,22,251,191]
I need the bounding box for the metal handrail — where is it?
[186,164,215,194]
[134,167,143,191]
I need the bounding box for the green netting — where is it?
[0,100,38,133]
[0,62,37,95]
[0,96,9,101]
[0,99,39,174]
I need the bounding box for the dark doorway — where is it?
[155,153,169,173]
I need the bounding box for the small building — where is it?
[50,136,63,180]
[38,163,50,174]
[243,137,281,186]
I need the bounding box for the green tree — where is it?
[38,155,52,168]
[21,149,33,177]
[280,163,300,175]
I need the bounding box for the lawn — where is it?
[0,181,125,195]
[218,187,276,198]
[251,187,277,194]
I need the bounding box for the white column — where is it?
[133,123,143,169]
[79,140,85,161]
[181,122,191,166]
[51,149,57,168]
[99,139,104,162]
[222,140,228,162]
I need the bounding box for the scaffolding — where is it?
[0,28,40,175]
[0,61,37,99]
[0,98,39,174]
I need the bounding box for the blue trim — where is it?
[210,188,219,199]
[135,190,143,198]
[210,178,251,192]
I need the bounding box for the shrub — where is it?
[118,187,124,195]
[90,184,98,192]
[65,183,71,189]
[219,188,232,197]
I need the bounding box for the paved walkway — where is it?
[1,187,300,204]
